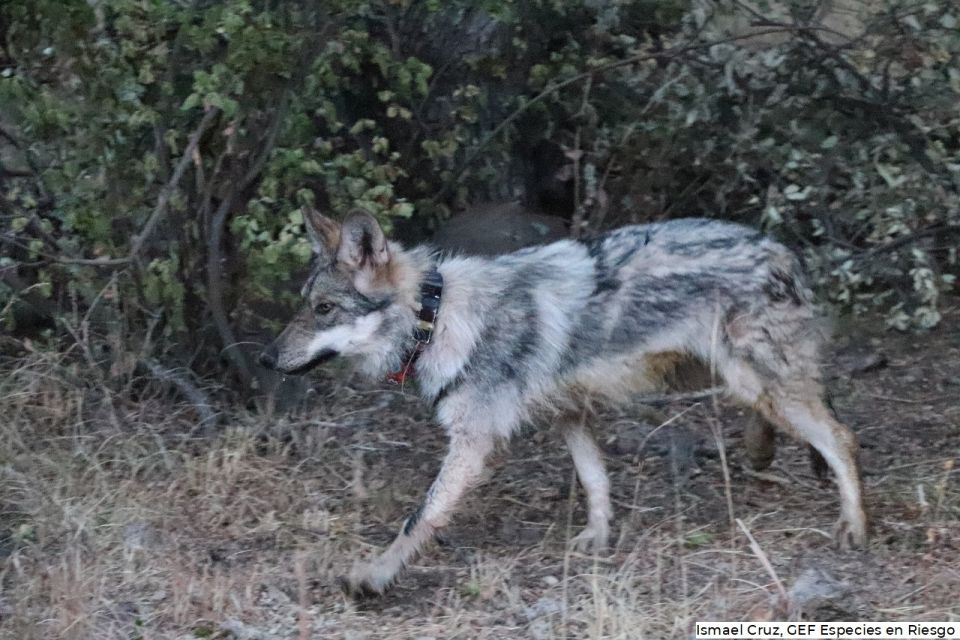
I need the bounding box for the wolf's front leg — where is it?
[339,430,495,596]
[563,423,612,552]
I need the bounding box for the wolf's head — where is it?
[258,207,422,377]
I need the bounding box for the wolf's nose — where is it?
[258,344,278,370]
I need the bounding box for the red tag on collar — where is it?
[385,347,421,385]
[387,266,441,385]
[385,366,413,384]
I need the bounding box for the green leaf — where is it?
[180,93,200,111]
[392,202,414,218]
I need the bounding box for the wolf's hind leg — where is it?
[721,359,867,548]
[743,411,776,471]
[563,421,612,553]
[744,410,829,477]
[339,430,495,596]
[760,393,866,548]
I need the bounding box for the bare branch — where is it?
[206,95,288,389]
[128,107,220,260]
[143,358,219,433]
[837,224,960,265]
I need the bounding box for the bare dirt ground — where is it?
[2,304,958,639]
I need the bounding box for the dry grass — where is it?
[2,314,959,639]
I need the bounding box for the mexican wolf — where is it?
[258,207,867,596]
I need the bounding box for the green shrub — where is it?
[1,0,956,391]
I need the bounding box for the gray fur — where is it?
[260,212,868,596]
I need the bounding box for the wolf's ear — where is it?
[337,210,390,270]
[302,205,341,255]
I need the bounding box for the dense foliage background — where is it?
[1,0,958,399]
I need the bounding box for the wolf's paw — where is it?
[833,513,868,550]
[337,563,394,598]
[569,522,610,554]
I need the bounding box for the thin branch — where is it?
[0,122,53,205]
[836,224,960,265]
[635,386,726,406]
[128,107,220,260]
[206,94,288,389]
[0,163,33,178]
[206,192,249,386]
[736,518,789,603]
[143,358,219,433]
[0,232,131,266]
[19,108,220,268]
[0,269,60,319]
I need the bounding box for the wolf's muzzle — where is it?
[284,349,338,374]
[258,342,339,375]
[258,343,279,370]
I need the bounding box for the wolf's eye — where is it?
[314,301,335,315]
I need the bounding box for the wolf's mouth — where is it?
[283,349,339,375]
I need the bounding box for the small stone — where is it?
[787,567,855,619]
[849,352,888,375]
[529,617,553,640]
[523,596,563,621]
[220,618,267,640]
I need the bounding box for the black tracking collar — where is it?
[386,266,443,384]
